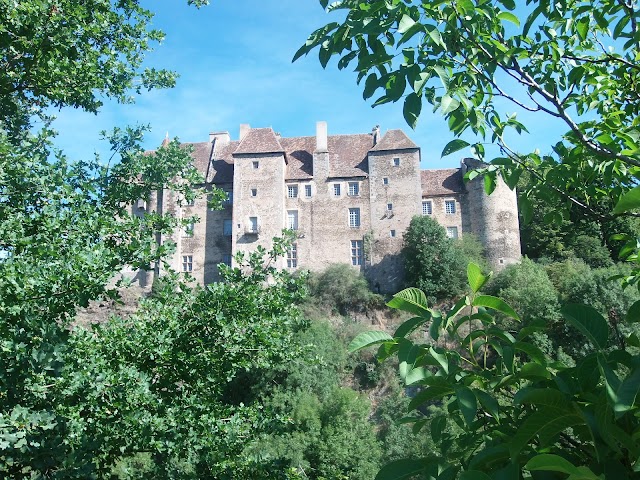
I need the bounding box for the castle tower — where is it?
[462,158,521,270]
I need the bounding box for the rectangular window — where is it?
[182,255,193,272]
[249,216,259,233]
[223,219,232,236]
[393,157,400,166]
[252,161,259,169]
[288,185,298,198]
[383,177,389,185]
[387,203,393,211]
[182,222,194,237]
[348,208,361,228]
[185,198,195,207]
[446,226,459,239]
[390,229,396,238]
[136,199,146,211]
[287,243,298,268]
[305,184,312,197]
[348,182,360,196]
[351,240,363,266]
[251,188,257,197]
[422,200,433,215]
[287,210,298,230]
[333,184,341,196]
[445,200,456,214]
[223,190,233,206]
[222,254,232,266]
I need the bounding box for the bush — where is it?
[306,264,383,316]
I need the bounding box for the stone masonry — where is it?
[132,122,521,293]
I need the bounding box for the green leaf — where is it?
[348,331,394,353]
[387,288,431,316]
[497,11,520,27]
[626,300,640,323]
[394,315,432,338]
[441,139,470,157]
[460,472,493,480]
[560,304,608,350]
[510,408,584,456]
[613,185,640,214]
[576,16,589,41]
[473,295,520,320]
[375,458,428,480]
[408,385,454,411]
[525,454,600,479]
[403,92,422,129]
[467,263,487,293]
[397,14,416,34]
[413,71,430,94]
[440,94,460,114]
[473,389,500,421]
[455,386,478,426]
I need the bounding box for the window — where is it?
[252,161,259,169]
[393,157,400,166]
[333,184,341,196]
[223,190,233,206]
[351,240,363,266]
[422,200,432,215]
[288,185,298,198]
[348,208,361,228]
[287,210,298,230]
[136,199,146,211]
[223,219,232,236]
[445,200,456,214]
[390,230,396,238]
[222,254,232,266]
[387,203,393,211]
[305,184,312,197]
[446,226,459,239]
[348,182,360,196]
[182,222,194,237]
[185,198,195,207]
[287,243,298,268]
[182,255,193,272]
[251,188,257,197]
[249,216,259,233]
[383,177,389,185]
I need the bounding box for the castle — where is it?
[132,122,521,293]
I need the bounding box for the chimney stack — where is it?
[372,125,380,145]
[209,131,231,145]
[315,121,328,152]
[239,124,251,141]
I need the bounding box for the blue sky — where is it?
[51,0,563,170]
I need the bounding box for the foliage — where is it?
[0,0,207,135]
[486,257,560,323]
[351,266,640,479]
[402,215,468,305]
[297,0,640,222]
[305,263,384,316]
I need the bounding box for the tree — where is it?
[295,0,640,229]
[0,0,206,135]
[402,216,467,304]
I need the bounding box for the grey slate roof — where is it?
[421,169,465,196]
[370,129,418,151]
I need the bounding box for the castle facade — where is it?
[133,122,521,293]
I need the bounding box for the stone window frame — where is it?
[347,181,360,196]
[446,226,459,238]
[333,183,341,197]
[422,200,433,215]
[287,243,298,268]
[387,203,393,211]
[287,210,299,231]
[348,207,361,228]
[445,199,456,214]
[182,255,193,272]
[383,177,389,185]
[287,184,298,198]
[304,184,312,198]
[252,161,259,169]
[250,188,258,197]
[249,216,259,233]
[393,157,400,166]
[390,229,396,238]
[350,240,363,266]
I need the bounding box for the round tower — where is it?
[462,158,521,270]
